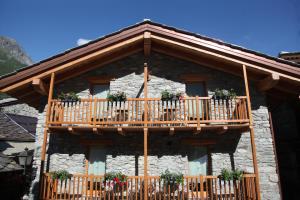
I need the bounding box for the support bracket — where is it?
[32,78,48,95]
[256,73,280,92]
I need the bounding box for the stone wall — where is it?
[0,141,34,155]
[29,52,280,200]
[0,98,38,117]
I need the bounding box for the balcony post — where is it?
[144,63,148,126]
[242,65,261,200]
[39,72,55,198]
[144,127,148,200]
[143,63,149,199]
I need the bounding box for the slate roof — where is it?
[0,152,23,172]
[0,112,36,142]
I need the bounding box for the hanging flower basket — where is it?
[104,172,128,192]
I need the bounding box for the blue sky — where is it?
[0,0,299,62]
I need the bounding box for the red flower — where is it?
[179,95,184,102]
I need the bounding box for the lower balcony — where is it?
[40,173,257,200]
[48,96,249,133]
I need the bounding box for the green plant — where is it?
[219,168,244,181]
[50,170,72,181]
[175,92,184,100]
[107,91,127,102]
[57,92,80,101]
[220,168,233,181]
[232,169,243,181]
[160,169,184,185]
[161,90,183,101]
[213,88,224,99]
[213,88,237,100]
[161,90,172,101]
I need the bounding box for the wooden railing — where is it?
[40,173,257,200]
[48,96,249,127]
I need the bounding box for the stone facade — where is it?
[0,98,38,117]
[30,53,280,199]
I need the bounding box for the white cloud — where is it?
[77,38,91,46]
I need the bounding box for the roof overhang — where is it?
[1,21,299,107]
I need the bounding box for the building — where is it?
[0,111,37,155]
[0,108,37,199]
[279,52,300,64]
[0,21,299,200]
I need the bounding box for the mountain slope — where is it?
[0,36,33,76]
[0,36,33,99]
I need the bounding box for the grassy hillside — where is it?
[0,35,33,100]
[0,48,28,99]
[0,48,27,76]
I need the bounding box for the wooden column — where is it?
[144,128,148,200]
[144,64,148,99]
[39,73,55,198]
[143,63,148,199]
[242,65,261,200]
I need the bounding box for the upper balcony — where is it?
[48,96,250,133]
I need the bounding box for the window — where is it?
[188,146,207,175]
[88,146,106,175]
[186,82,206,97]
[88,75,112,98]
[91,84,110,98]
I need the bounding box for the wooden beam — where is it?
[80,139,113,146]
[92,127,102,135]
[1,35,143,93]
[68,127,79,135]
[144,31,151,57]
[256,73,280,92]
[144,63,148,98]
[243,65,261,200]
[180,74,210,82]
[193,127,201,134]
[32,78,48,95]
[152,45,245,79]
[144,63,148,127]
[169,127,175,135]
[55,46,142,85]
[143,127,148,200]
[151,35,300,82]
[182,138,216,146]
[216,126,228,134]
[117,127,124,135]
[87,76,114,84]
[39,72,55,199]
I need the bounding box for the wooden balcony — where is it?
[40,173,258,200]
[48,96,249,132]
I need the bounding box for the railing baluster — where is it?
[196,96,200,127]
[40,174,259,200]
[48,96,249,127]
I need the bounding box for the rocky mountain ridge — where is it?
[0,36,33,66]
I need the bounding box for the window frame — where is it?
[180,74,209,97]
[87,76,113,97]
[87,145,107,175]
[188,146,208,176]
